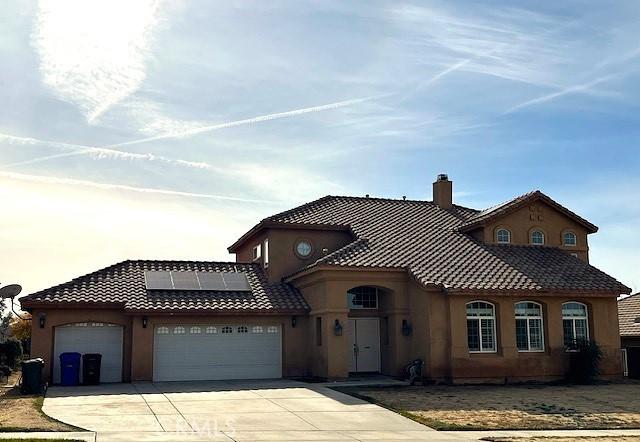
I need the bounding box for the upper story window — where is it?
[562,302,589,350]
[347,286,378,309]
[263,239,269,268]
[496,228,511,244]
[466,301,496,353]
[530,230,545,245]
[515,302,544,352]
[295,239,313,258]
[563,231,577,246]
[252,244,261,261]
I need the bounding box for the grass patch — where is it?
[334,383,640,431]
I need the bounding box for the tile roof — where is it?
[20,260,309,314]
[619,294,640,336]
[458,190,598,233]
[258,195,628,294]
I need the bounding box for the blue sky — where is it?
[1,0,639,297]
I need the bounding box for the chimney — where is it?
[433,174,453,209]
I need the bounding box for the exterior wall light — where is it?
[291,316,297,328]
[39,312,46,329]
[334,319,343,336]
[401,319,412,336]
[142,316,148,328]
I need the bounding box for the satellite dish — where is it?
[0,284,22,299]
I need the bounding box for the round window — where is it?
[295,240,313,258]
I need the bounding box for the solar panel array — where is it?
[144,271,251,291]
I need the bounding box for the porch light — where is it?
[142,316,148,328]
[39,312,46,329]
[401,319,412,336]
[334,319,343,336]
[291,316,297,328]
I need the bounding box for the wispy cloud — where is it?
[0,171,276,203]
[32,0,160,123]
[503,74,619,114]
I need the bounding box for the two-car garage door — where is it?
[153,324,282,382]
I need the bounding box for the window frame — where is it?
[562,301,590,351]
[263,238,269,268]
[347,286,379,310]
[530,230,545,245]
[496,228,511,244]
[563,231,577,247]
[466,301,497,354]
[514,301,545,352]
[252,244,261,261]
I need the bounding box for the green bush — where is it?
[567,339,603,384]
[0,337,23,369]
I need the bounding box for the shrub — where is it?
[567,339,603,384]
[0,364,11,382]
[0,337,23,369]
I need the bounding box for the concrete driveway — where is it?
[43,380,436,441]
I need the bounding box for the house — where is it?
[618,293,640,378]
[21,175,630,384]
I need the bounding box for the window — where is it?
[466,301,496,352]
[205,326,217,334]
[267,325,278,334]
[252,244,261,260]
[263,239,269,268]
[173,326,185,334]
[221,326,233,334]
[315,317,322,346]
[156,326,169,335]
[496,228,511,244]
[562,302,589,349]
[530,230,545,245]
[347,286,378,309]
[563,232,577,246]
[252,326,263,334]
[515,302,544,352]
[190,326,201,334]
[237,326,248,334]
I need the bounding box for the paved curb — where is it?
[0,432,96,441]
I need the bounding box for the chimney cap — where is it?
[437,173,449,182]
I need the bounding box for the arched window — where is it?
[562,302,589,349]
[466,301,496,352]
[515,302,544,351]
[496,228,511,244]
[530,230,545,245]
[563,232,577,246]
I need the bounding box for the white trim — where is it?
[466,300,497,353]
[622,348,629,377]
[515,301,545,352]
[496,228,511,244]
[562,301,590,351]
[563,231,577,247]
[530,230,545,245]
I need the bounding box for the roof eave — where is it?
[123,308,309,316]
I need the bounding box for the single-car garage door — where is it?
[53,323,123,384]
[153,324,282,381]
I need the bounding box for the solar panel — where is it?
[144,271,173,289]
[222,272,251,291]
[171,271,200,290]
[197,272,225,290]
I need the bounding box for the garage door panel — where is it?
[53,324,123,384]
[153,324,282,381]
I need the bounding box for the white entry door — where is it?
[153,324,282,381]
[53,323,123,384]
[348,318,380,372]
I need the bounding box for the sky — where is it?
[1,0,639,303]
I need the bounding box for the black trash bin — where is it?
[82,353,102,385]
[20,358,44,394]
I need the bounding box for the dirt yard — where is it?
[337,382,640,430]
[0,371,77,432]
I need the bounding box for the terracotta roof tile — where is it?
[20,260,309,313]
[271,195,628,294]
[619,294,640,336]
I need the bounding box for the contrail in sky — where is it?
[0,170,275,203]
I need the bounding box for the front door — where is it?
[348,318,380,372]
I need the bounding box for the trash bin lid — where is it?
[21,358,44,366]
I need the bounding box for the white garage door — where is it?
[53,323,123,384]
[153,324,282,382]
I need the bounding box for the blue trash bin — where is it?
[59,352,81,386]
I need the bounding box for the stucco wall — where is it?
[482,200,590,261]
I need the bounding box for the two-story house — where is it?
[21,175,630,384]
